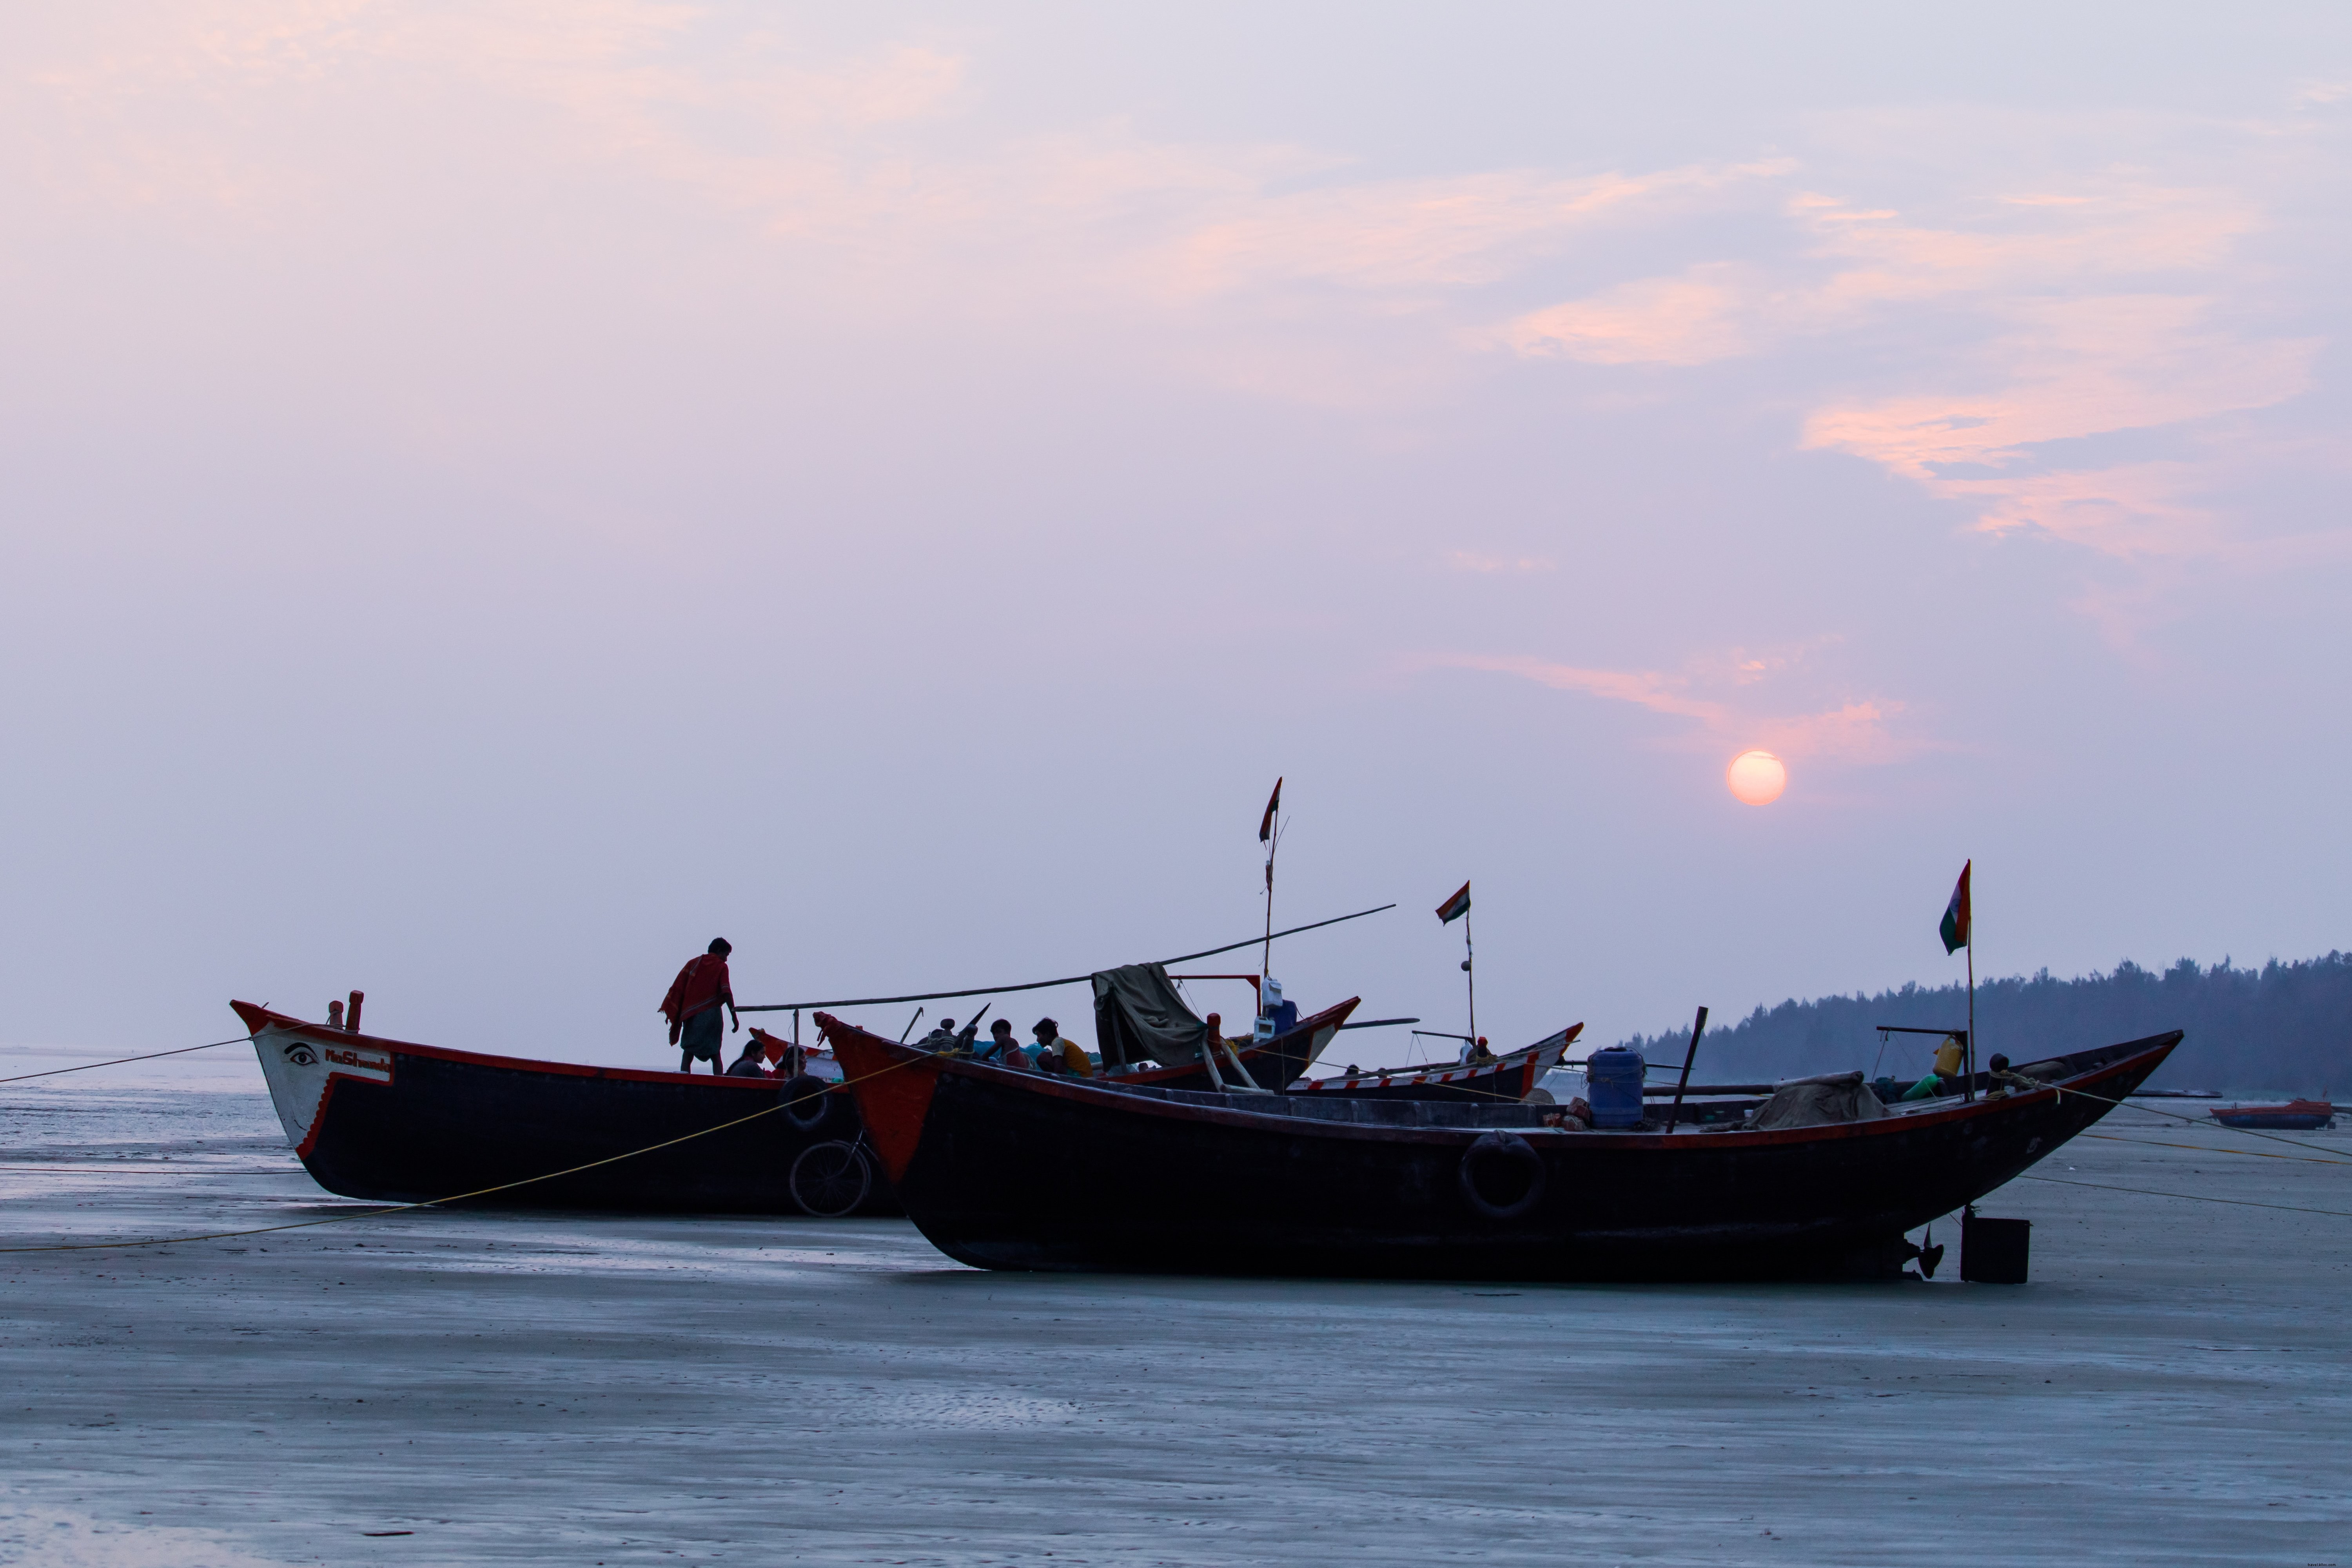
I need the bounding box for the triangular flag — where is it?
[1258,777,1283,843]
[1436,880,1471,924]
[1940,860,1971,954]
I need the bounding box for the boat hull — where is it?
[821,1016,2180,1281]
[2211,1103,2334,1130]
[234,1002,895,1214]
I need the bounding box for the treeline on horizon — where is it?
[1611,951,2352,1095]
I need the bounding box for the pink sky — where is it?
[3,4,2347,1068]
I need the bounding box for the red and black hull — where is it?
[821,1014,2180,1281]
[233,1002,894,1215]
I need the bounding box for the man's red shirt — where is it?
[661,954,735,1030]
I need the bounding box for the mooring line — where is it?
[0,1052,921,1256]
[2018,1173,2352,1218]
[0,1037,248,1086]
[2080,1132,2352,1167]
[2009,1079,2343,1160]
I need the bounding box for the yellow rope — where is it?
[0,1051,918,1255]
[2081,1131,2352,1166]
[2018,1173,2352,1219]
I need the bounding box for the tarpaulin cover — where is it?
[1092,963,1214,1070]
[1746,1071,1889,1131]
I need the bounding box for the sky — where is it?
[2,2,2348,1076]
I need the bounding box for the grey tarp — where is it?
[1092,963,1214,1070]
[1746,1070,1889,1131]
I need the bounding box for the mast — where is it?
[1965,893,1977,1104]
[1462,906,1477,1054]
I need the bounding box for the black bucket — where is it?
[1961,1213,2031,1284]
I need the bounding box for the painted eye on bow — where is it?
[283,1043,318,1067]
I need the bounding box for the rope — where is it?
[738,903,1396,1012]
[1998,1075,2343,1159]
[0,1051,922,1255]
[2080,1132,2352,1167]
[2017,1173,2352,1219]
[0,1037,248,1086]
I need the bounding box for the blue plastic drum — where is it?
[1584,1044,1647,1128]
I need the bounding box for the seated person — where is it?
[724,1039,771,1079]
[1030,1018,1092,1076]
[980,1017,1031,1069]
[1459,1035,1496,1064]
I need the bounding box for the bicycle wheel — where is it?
[789,1140,872,1218]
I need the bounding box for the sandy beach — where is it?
[3,1082,2347,1566]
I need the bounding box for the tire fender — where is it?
[1458,1130,1546,1221]
[779,1073,844,1134]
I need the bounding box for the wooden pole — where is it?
[1664,1005,1710,1132]
[1462,906,1477,1058]
[1965,920,1977,1104]
[1261,811,1277,985]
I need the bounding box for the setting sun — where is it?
[1727,750,1788,805]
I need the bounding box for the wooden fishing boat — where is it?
[818,1013,2182,1281]
[231,1001,895,1216]
[1100,996,1358,1092]
[1290,1024,1579,1102]
[2210,1099,2335,1131]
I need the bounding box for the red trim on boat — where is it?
[229,1001,793,1090]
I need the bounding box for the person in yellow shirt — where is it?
[1030,1018,1093,1077]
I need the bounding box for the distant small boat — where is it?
[2210,1100,2335,1131]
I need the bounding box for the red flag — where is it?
[1258,777,1282,843]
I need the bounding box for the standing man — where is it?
[661,938,739,1074]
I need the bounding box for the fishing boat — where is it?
[817,1013,2183,1281]
[231,1001,894,1216]
[1289,1024,1579,1102]
[1104,996,1358,1092]
[2210,1099,2335,1131]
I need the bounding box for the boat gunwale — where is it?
[817,1014,2182,1154]
[232,1001,804,1091]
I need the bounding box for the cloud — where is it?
[1803,296,2318,556]
[1503,264,1757,366]
[1494,180,2264,370]
[1164,160,1792,299]
[1426,652,1921,764]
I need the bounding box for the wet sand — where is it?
[2,1084,2347,1566]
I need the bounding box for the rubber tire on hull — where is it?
[790,1140,873,1217]
[1458,1130,1545,1220]
[779,1074,849,1135]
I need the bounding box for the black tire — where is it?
[789,1140,873,1218]
[1458,1131,1545,1221]
[779,1074,843,1134]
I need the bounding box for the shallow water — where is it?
[2,1081,2347,1565]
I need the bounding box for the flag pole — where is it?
[1965,898,1976,1105]
[1462,906,1477,1056]
[1261,811,1277,986]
